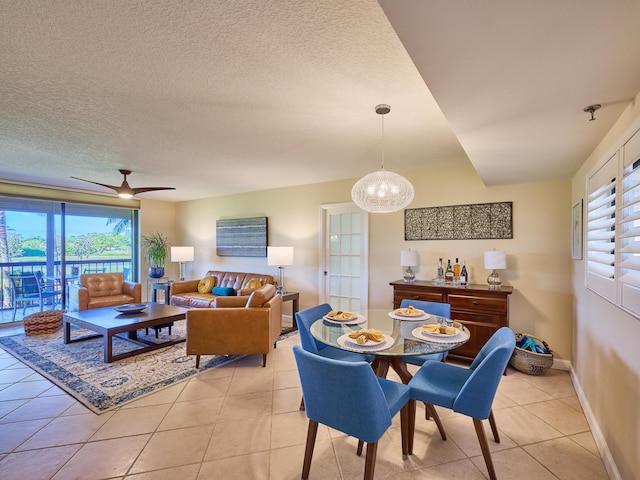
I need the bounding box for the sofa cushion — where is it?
[212,286,236,296]
[198,276,216,293]
[246,284,276,308]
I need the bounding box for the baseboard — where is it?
[570,366,622,480]
[552,358,571,371]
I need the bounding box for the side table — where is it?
[280,291,300,334]
[148,281,173,337]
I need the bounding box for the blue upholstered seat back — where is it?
[399,298,451,318]
[293,345,395,443]
[295,303,333,354]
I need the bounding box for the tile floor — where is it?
[0,327,610,480]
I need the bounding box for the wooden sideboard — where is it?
[390,280,513,362]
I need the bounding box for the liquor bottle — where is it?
[437,258,444,284]
[453,257,461,278]
[445,259,454,283]
[460,260,468,285]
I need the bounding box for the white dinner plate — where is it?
[388,311,431,321]
[323,314,367,325]
[412,327,469,344]
[337,333,394,352]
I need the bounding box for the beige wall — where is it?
[571,92,640,480]
[170,161,573,361]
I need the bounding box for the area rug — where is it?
[0,321,295,414]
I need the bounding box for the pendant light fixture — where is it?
[351,104,414,213]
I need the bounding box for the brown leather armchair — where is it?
[186,284,283,367]
[69,272,142,311]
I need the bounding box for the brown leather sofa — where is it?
[69,272,142,311]
[186,284,283,367]
[170,271,276,308]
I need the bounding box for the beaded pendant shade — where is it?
[351,104,414,213]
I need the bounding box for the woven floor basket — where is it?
[509,333,554,375]
[23,309,65,336]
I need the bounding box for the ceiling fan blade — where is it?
[131,187,177,194]
[70,176,121,192]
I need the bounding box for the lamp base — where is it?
[276,266,286,295]
[403,266,416,283]
[487,269,502,289]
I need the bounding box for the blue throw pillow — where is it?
[212,286,236,296]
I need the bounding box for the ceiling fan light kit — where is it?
[583,104,601,121]
[71,169,176,198]
[351,104,414,213]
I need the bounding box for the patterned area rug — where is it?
[0,321,287,414]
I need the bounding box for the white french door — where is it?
[319,203,368,311]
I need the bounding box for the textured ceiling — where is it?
[1,1,640,202]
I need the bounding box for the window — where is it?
[586,128,640,317]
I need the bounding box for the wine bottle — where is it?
[437,258,444,284]
[445,259,454,283]
[460,260,468,285]
[453,257,461,278]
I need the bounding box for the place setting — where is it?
[411,321,470,344]
[336,328,394,352]
[388,304,431,321]
[323,309,368,325]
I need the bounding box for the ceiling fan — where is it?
[71,169,176,199]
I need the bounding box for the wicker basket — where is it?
[509,333,554,375]
[23,309,65,336]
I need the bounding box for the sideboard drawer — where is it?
[448,294,508,315]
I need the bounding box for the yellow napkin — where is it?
[422,323,457,335]
[348,328,384,344]
[395,305,424,316]
[327,310,358,320]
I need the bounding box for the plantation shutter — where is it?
[619,129,640,314]
[586,153,617,301]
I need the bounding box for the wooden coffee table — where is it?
[63,303,189,363]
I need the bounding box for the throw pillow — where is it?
[212,286,236,296]
[246,279,262,289]
[197,276,216,294]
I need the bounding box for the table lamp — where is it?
[171,246,194,281]
[484,250,506,288]
[401,249,419,283]
[267,246,293,294]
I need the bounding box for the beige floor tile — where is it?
[273,368,300,391]
[524,398,591,435]
[218,391,273,420]
[52,434,151,480]
[17,412,113,450]
[470,446,558,480]
[492,405,563,446]
[270,441,341,480]
[570,431,601,457]
[397,419,466,469]
[0,394,76,423]
[0,366,35,384]
[497,377,555,405]
[121,382,187,409]
[124,463,200,479]
[91,403,172,440]
[0,399,26,418]
[491,390,518,410]
[270,410,315,450]
[129,425,213,474]
[559,394,584,412]
[157,397,223,431]
[397,458,487,479]
[272,386,303,414]
[518,369,577,399]
[0,444,81,480]
[204,415,271,461]
[226,370,274,395]
[335,433,409,480]
[199,451,270,480]
[525,437,609,479]
[194,362,236,380]
[0,379,53,401]
[0,418,50,453]
[176,376,232,402]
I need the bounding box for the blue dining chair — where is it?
[296,304,375,410]
[407,327,516,480]
[293,345,411,480]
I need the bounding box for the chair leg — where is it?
[400,403,410,458]
[363,441,378,480]
[262,354,267,367]
[488,409,500,443]
[302,420,319,480]
[426,404,447,441]
[299,396,305,411]
[473,417,497,480]
[408,399,416,455]
[357,440,364,456]
[195,355,201,368]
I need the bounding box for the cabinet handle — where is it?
[413,295,420,299]
[472,301,479,305]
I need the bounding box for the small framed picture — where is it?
[572,199,583,260]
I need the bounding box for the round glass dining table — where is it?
[309,308,470,384]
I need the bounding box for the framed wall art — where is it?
[216,217,268,257]
[572,199,583,260]
[405,201,513,241]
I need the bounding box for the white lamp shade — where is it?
[484,250,506,270]
[171,246,194,262]
[351,170,414,213]
[401,250,419,267]
[267,246,294,266]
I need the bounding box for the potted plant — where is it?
[142,232,170,278]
